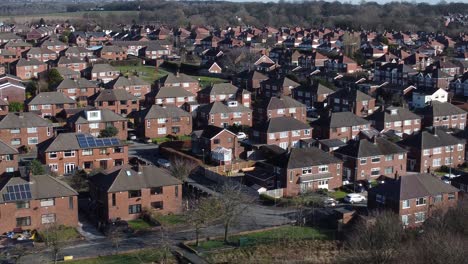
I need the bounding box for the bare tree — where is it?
[216,182,253,243]
[186,197,222,246]
[43,223,66,264]
[108,227,124,250]
[169,158,198,183]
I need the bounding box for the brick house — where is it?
[158,73,200,95]
[0,174,78,234]
[311,112,371,143]
[334,137,407,182]
[56,56,88,72]
[4,40,32,57]
[12,58,47,80]
[292,82,334,109]
[106,76,151,100]
[253,116,312,149]
[191,126,243,164]
[56,78,101,104]
[149,86,196,107]
[261,147,343,196]
[0,49,19,65]
[89,165,182,225]
[197,101,252,128]
[254,95,306,123]
[368,173,459,227]
[62,46,94,60]
[366,106,422,136]
[260,76,300,97]
[88,89,139,117]
[0,74,26,103]
[324,55,360,73]
[198,83,239,104]
[89,64,120,83]
[0,112,53,150]
[39,38,68,54]
[0,140,19,177]
[54,67,81,80]
[328,88,376,117]
[97,46,127,61]
[136,105,192,139]
[233,70,268,95]
[67,108,128,140]
[25,47,58,63]
[398,128,465,173]
[418,101,466,130]
[37,132,128,175]
[26,92,77,118]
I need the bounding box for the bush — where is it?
[99,126,119,138]
[437,165,450,173]
[152,137,170,144]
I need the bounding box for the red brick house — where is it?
[0,49,19,65]
[260,76,300,97]
[254,95,306,123]
[38,132,128,175]
[67,109,128,140]
[25,47,58,63]
[56,56,88,72]
[136,105,192,139]
[158,73,200,95]
[253,116,312,149]
[62,46,94,60]
[39,38,68,54]
[233,70,268,95]
[149,86,197,107]
[368,173,459,227]
[334,137,407,182]
[4,40,32,57]
[12,58,47,80]
[26,92,77,118]
[106,76,151,100]
[89,165,182,225]
[366,106,422,136]
[197,83,239,104]
[324,55,360,73]
[398,128,465,173]
[191,126,243,164]
[97,46,127,61]
[0,140,19,177]
[292,82,334,109]
[0,174,78,234]
[328,88,376,117]
[56,78,101,104]
[419,101,466,130]
[89,64,120,84]
[0,112,54,150]
[312,112,371,143]
[197,101,252,128]
[0,74,26,103]
[88,89,139,117]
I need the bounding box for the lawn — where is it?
[196,76,228,87]
[115,65,170,83]
[329,190,348,200]
[37,225,81,242]
[154,214,187,227]
[127,219,154,231]
[66,248,175,264]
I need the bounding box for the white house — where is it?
[412,88,448,108]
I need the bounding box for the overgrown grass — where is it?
[36,226,81,242]
[67,248,175,264]
[127,219,154,231]
[154,214,187,227]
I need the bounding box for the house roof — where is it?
[15,58,46,67]
[198,125,235,139]
[369,173,459,201]
[0,139,18,155]
[160,73,198,85]
[91,64,118,73]
[269,147,341,169]
[0,112,51,128]
[27,91,76,105]
[259,95,305,110]
[398,128,464,150]
[155,86,195,98]
[335,137,407,158]
[258,116,310,133]
[57,78,99,90]
[68,108,127,124]
[198,83,238,96]
[367,106,421,123]
[0,174,77,203]
[38,132,123,152]
[140,105,190,119]
[90,89,138,102]
[329,87,373,102]
[198,101,252,115]
[107,75,150,88]
[419,101,466,117]
[312,112,370,128]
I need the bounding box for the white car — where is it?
[323,197,337,207]
[444,173,460,179]
[344,193,367,204]
[157,159,171,168]
[236,132,248,140]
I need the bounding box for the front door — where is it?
[64,163,76,174]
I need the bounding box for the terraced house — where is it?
[419,101,466,130]
[137,105,192,139]
[26,92,77,118]
[311,112,371,143]
[253,116,312,149]
[38,133,128,175]
[366,106,421,136]
[56,78,101,103]
[254,95,307,123]
[197,101,252,128]
[67,109,128,140]
[0,140,19,177]
[88,89,139,117]
[106,76,151,100]
[0,112,53,150]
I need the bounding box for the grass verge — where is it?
[127,219,154,231]
[66,248,175,264]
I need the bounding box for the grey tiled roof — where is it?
[335,137,407,158]
[107,75,150,88]
[312,112,370,128]
[15,58,46,67]
[259,116,310,133]
[264,95,305,110]
[141,105,190,119]
[198,83,238,96]
[91,89,138,102]
[27,92,76,105]
[269,147,341,169]
[329,87,373,102]
[155,86,195,98]
[91,64,118,73]
[0,112,52,129]
[57,78,99,90]
[398,128,464,149]
[198,101,252,115]
[161,73,198,85]
[38,132,123,152]
[0,140,18,155]
[367,106,421,123]
[68,108,127,124]
[420,101,466,117]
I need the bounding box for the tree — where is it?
[48,69,64,91]
[42,224,66,264]
[168,158,198,183]
[30,159,45,175]
[186,197,222,246]
[99,126,118,138]
[39,18,45,26]
[216,182,253,243]
[8,102,24,112]
[68,169,88,192]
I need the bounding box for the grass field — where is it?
[127,219,154,231]
[115,65,170,84]
[67,248,175,264]
[154,214,187,227]
[0,11,139,22]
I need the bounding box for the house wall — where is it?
[0,125,53,150]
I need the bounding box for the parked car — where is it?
[344,193,366,204]
[236,132,248,140]
[444,173,461,178]
[157,158,171,168]
[323,197,337,207]
[128,133,137,140]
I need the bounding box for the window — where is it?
[128,204,142,214]
[16,201,30,209]
[41,213,56,224]
[42,104,51,110]
[398,154,404,160]
[279,132,288,138]
[10,128,20,134]
[89,123,99,129]
[341,127,348,132]
[82,149,92,156]
[99,148,108,155]
[30,105,38,110]
[158,127,167,135]
[445,157,452,165]
[433,158,441,167]
[157,118,166,124]
[151,201,163,210]
[423,149,430,156]
[448,193,456,200]
[289,108,296,114]
[304,129,311,135]
[64,151,75,157]
[458,144,464,151]
[112,193,116,206]
[318,165,328,173]
[384,166,393,174]
[221,113,229,119]
[27,137,38,145]
[49,152,57,159]
[371,168,380,176]
[371,156,380,163]
[404,120,411,126]
[433,194,442,203]
[289,171,293,182]
[16,217,31,227]
[416,197,426,206]
[151,187,163,195]
[385,155,393,161]
[6,167,14,173]
[352,126,359,131]
[277,108,285,114]
[69,197,74,209]
[175,185,179,198]
[415,212,425,223]
[402,200,410,209]
[213,139,220,144]
[433,147,441,154]
[360,158,367,165]
[27,127,37,133]
[401,215,409,226]
[49,164,58,171]
[394,121,402,127]
[146,120,151,128]
[40,198,55,207]
[128,190,141,198]
[302,167,312,174]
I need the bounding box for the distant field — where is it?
[0,11,139,23]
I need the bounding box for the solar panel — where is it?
[3,184,32,202]
[76,135,121,149]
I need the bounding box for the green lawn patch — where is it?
[67,248,174,264]
[176,135,192,141]
[196,76,228,87]
[36,225,80,242]
[127,219,154,231]
[330,190,348,200]
[152,137,171,144]
[154,214,187,227]
[115,65,170,83]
